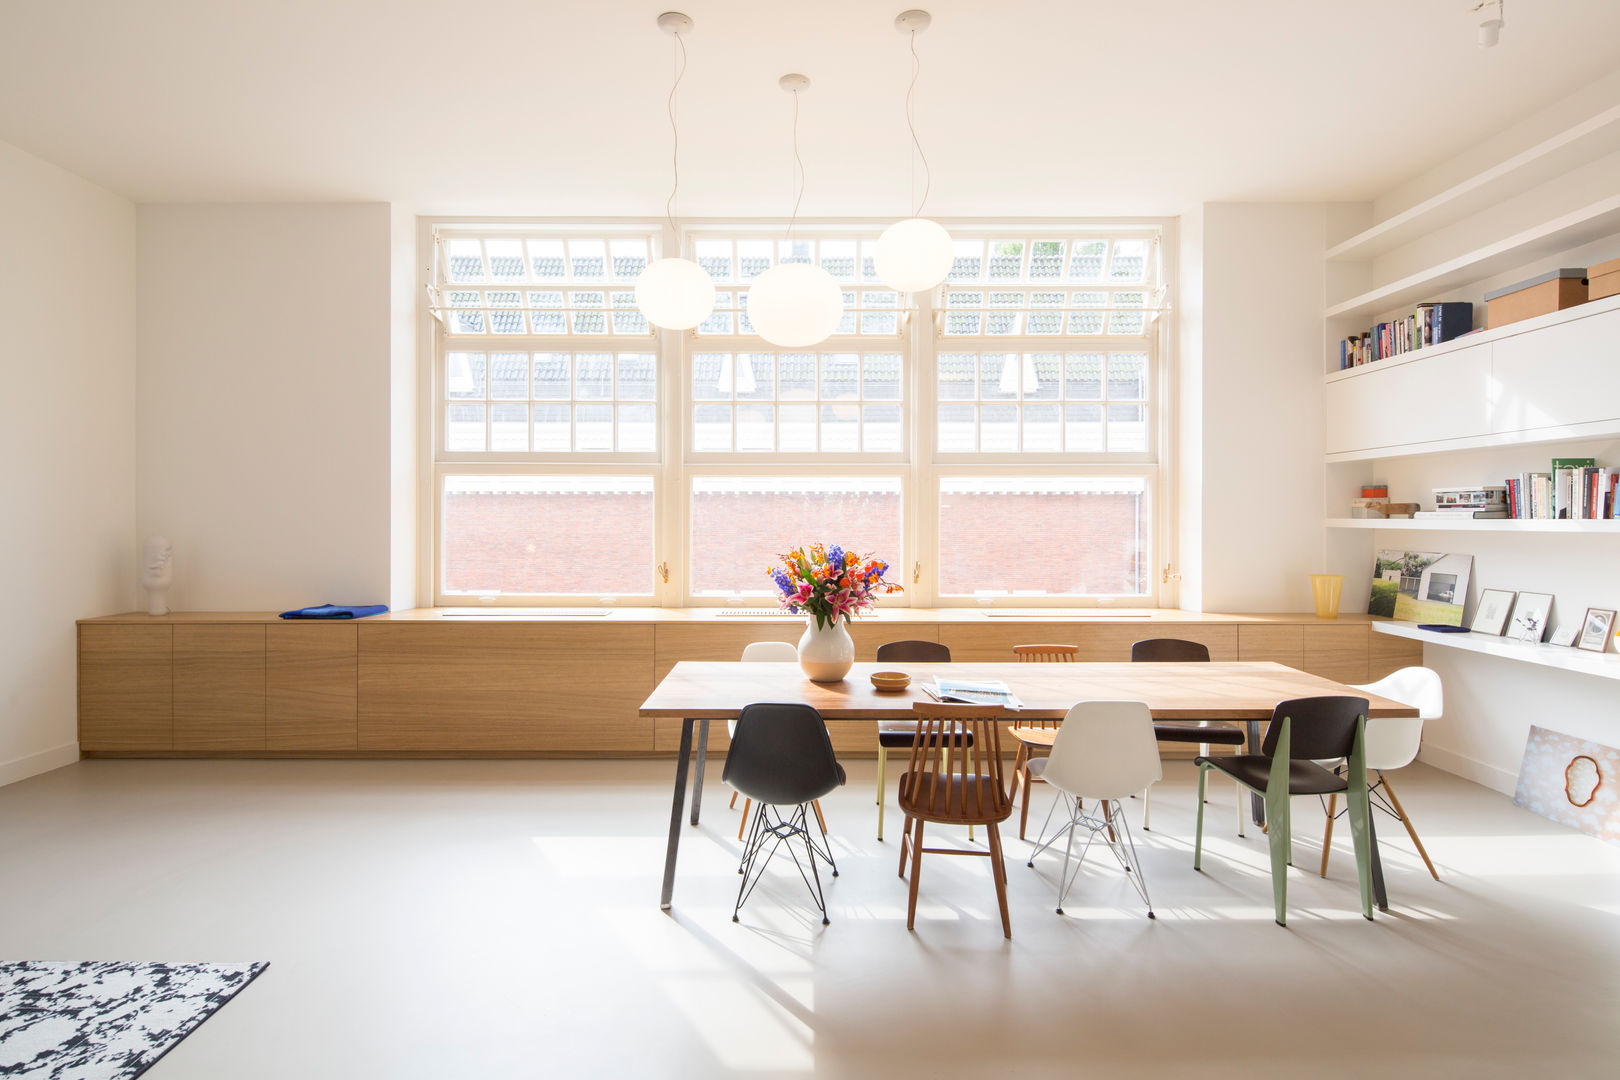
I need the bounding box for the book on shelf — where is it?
[1413,510,1508,520]
[1339,302,1473,369]
[1504,460,1615,520]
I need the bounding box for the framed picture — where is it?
[1368,549,1474,626]
[1549,624,1579,647]
[1577,608,1616,653]
[1507,592,1554,643]
[1470,589,1516,636]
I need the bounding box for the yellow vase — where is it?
[1310,574,1344,619]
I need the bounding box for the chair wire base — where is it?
[1026,795,1155,919]
[733,801,837,925]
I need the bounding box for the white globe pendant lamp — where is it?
[634,12,715,331]
[876,10,952,295]
[747,74,845,349]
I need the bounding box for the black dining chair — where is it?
[1193,695,1376,926]
[723,702,847,925]
[1130,638,1247,835]
[874,640,972,842]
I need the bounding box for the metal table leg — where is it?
[660,717,697,911]
[690,718,710,826]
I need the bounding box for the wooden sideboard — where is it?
[76,609,1420,758]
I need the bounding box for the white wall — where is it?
[1194,203,1330,612]
[388,205,418,612]
[0,139,136,784]
[137,204,394,610]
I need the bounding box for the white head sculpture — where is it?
[143,536,173,615]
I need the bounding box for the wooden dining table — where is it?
[640,660,1420,912]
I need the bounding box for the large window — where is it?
[427,223,1168,605]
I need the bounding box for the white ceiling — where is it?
[2,1,1617,214]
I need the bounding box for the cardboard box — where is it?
[1590,256,1620,302]
[1484,268,1588,329]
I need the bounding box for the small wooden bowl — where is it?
[870,671,912,693]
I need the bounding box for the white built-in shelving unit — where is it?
[1320,99,1620,668]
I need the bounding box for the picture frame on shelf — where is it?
[1507,592,1554,644]
[1470,589,1516,636]
[1576,608,1616,654]
[1548,624,1579,648]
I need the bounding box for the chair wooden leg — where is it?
[812,800,827,834]
[729,790,738,809]
[738,799,751,841]
[986,822,1012,939]
[906,819,926,930]
[1381,773,1439,881]
[1101,800,1116,843]
[1018,766,1033,839]
[898,814,912,878]
[1320,792,1337,877]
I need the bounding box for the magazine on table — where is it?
[920,678,1024,710]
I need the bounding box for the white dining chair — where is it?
[1025,700,1163,919]
[728,641,812,839]
[1320,666,1442,880]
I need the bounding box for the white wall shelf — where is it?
[1372,620,1620,682]
[1327,517,1620,533]
[1323,194,1620,324]
[1325,103,1620,263]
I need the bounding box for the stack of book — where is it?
[1339,301,1473,369]
[1415,486,1508,520]
[1503,458,1618,519]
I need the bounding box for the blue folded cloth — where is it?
[278,603,389,620]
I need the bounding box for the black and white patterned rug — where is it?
[0,961,267,1080]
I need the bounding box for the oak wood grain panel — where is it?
[940,622,1238,662]
[652,622,936,683]
[78,624,173,751]
[1368,630,1424,682]
[1303,624,1370,685]
[640,661,1417,720]
[1237,625,1304,669]
[267,623,358,751]
[173,625,267,751]
[358,623,655,751]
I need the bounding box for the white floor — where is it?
[1,758,1617,1078]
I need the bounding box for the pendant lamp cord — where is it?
[665,30,687,235]
[787,88,805,244]
[906,28,931,217]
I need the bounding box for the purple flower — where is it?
[826,545,843,571]
[772,569,794,595]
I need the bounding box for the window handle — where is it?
[657,561,670,583]
[913,561,921,585]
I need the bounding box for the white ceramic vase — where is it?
[798,615,854,683]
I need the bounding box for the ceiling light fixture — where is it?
[746,74,845,348]
[1473,0,1504,48]
[874,9,953,294]
[635,11,716,331]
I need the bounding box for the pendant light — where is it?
[634,12,716,331]
[874,10,953,294]
[746,74,845,348]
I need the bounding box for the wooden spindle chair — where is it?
[1009,644,1077,840]
[897,703,1015,937]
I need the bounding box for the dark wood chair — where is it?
[897,703,1015,937]
[873,640,966,841]
[1008,644,1076,840]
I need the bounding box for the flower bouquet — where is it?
[769,543,902,629]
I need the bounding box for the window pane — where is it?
[532,403,570,451]
[533,353,570,399]
[527,240,566,281]
[574,353,613,400]
[1065,353,1104,400]
[737,239,772,281]
[574,403,613,451]
[778,354,816,400]
[863,403,902,452]
[692,353,731,400]
[610,238,648,281]
[820,403,860,451]
[979,354,1018,400]
[1026,354,1061,400]
[696,239,733,282]
[446,352,485,400]
[1022,403,1061,451]
[779,404,817,451]
[938,477,1148,596]
[618,404,656,452]
[693,403,731,451]
[1107,404,1148,452]
[1068,240,1107,282]
[1108,352,1148,399]
[446,239,485,283]
[570,292,606,334]
[487,291,525,334]
[569,239,606,280]
[863,353,902,400]
[820,239,858,281]
[938,353,976,401]
[736,353,774,401]
[617,353,656,401]
[485,239,526,281]
[1110,239,1148,282]
[949,239,983,282]
[489,353,528,400]
[736,403,774,452]
[987,241,1024,280]
[821,353,859,401]
[490,404,528,451]
[446,403,485,451]
[689,476,903,596]
[441,475,654,596]
[980,403,1018,451]
[1065,403,1103,451]
[937,403,975,452]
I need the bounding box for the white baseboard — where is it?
[1418,744,1517,795]
[0,742,81,788]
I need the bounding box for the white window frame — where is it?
[420,218,1176,609]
